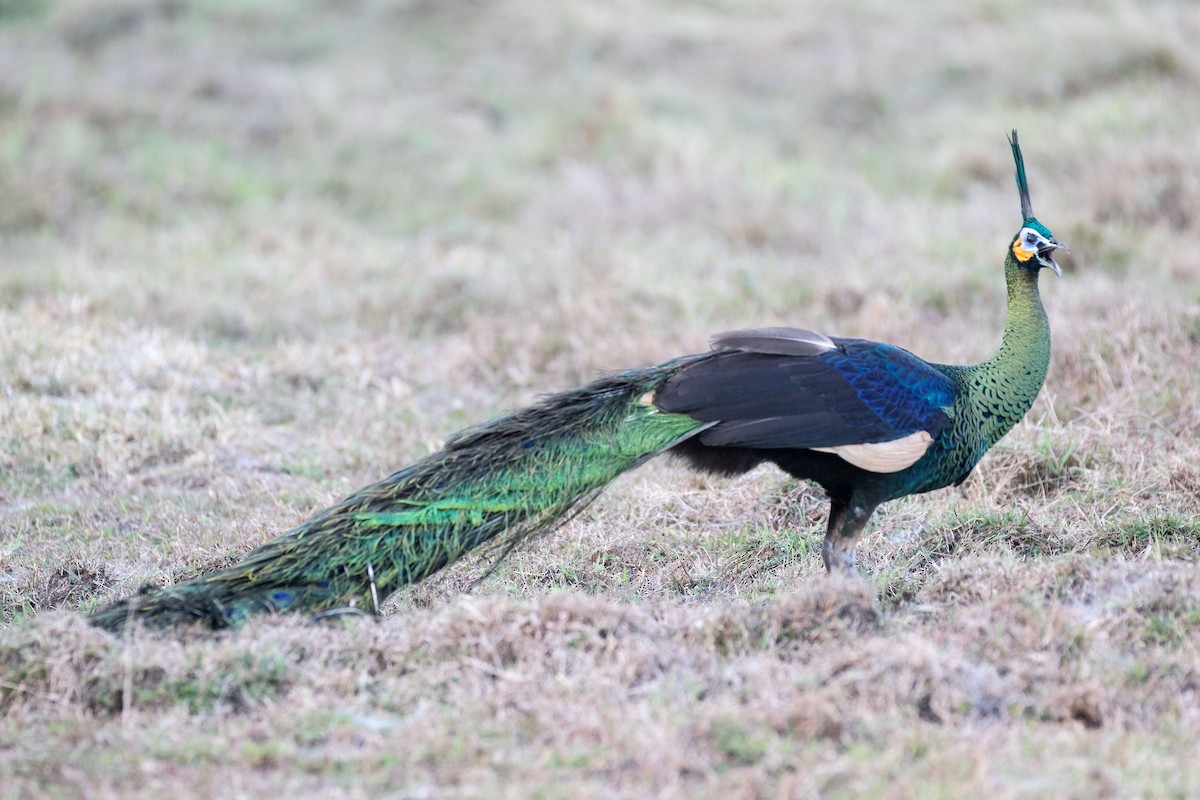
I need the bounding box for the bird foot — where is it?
[821,537,860,575]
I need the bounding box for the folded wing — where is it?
[652,327,956,473]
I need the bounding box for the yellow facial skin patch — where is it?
[1012,238,1035,262]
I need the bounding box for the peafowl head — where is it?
[1008,130,1068,277]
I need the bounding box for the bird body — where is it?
[658,248,1054,570]
[90,132,1066,632]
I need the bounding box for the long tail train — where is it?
[89,357,712,632]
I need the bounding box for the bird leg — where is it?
[821,498,877,574]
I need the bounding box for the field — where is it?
[2,0,1199,796]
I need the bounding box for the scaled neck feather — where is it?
[973,251,1052,446]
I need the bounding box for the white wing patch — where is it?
[810,430,934,473]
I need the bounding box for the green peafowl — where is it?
[89,131,1067,632]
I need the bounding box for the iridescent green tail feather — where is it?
[89,359,711,632]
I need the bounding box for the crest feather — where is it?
[1009,129,1034,222]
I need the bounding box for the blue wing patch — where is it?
[817,339,956,436]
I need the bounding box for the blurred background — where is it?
[3,2,1200,795]
[3,0,1197,353]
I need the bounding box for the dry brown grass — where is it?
[2,0,1199,796]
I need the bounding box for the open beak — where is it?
[1036,238,1068,278]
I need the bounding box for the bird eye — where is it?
[1024,232,1038,245]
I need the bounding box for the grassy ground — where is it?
[2,0,1199,796]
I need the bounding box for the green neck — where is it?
[974,251,1051,446]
